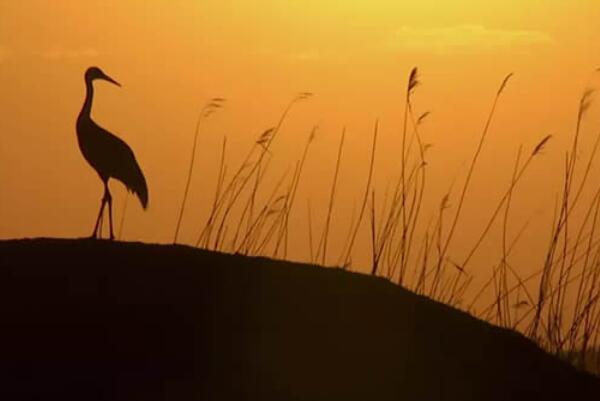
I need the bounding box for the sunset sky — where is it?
[1,1,600,290]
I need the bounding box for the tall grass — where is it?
[173,69,600,374]
[174,99,225,243]
[317,129,345,266]
[194,92,312,251]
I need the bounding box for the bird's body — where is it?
[77,67,148,239]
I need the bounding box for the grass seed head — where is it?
[497,73,514,96]
[532,135,552,156]
[408,67,419,96]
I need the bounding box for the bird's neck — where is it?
[78,79,94,123]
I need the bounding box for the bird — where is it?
[76,66,148,240]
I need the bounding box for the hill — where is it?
[0,238,598,400]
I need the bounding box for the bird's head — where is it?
[85,66,121,87]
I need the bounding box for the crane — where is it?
[76,66,148,240]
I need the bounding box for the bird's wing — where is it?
[95,126,149,209]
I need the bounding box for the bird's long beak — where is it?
[102,72,121,87]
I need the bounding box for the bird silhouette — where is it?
[76,66,148,240]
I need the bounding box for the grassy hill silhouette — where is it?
[1,238,598,400]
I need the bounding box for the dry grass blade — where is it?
[514,300,529,309]
[309,127,317,142]
[440,193,450,210]
[533,135,552,156]
[417,111,430,125]
[580,89,594,117]
[257,128,275,144]
[436,72,512,278]
[450,260,466,274]
[498,73,514,96]
[461,137,552,269]
[273,127,318,258]
[340,121,378,268]
[174,97,225,244]
[318,129,346,266]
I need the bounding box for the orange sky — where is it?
[1,1,600,296]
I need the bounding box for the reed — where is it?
[174,98,225,244]
[174,71,600,374]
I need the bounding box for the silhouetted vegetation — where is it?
[165,67,600,375]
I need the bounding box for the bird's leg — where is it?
[91,196,107,239]
[98,214,104,236]
[105,183,115,240]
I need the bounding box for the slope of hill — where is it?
[0,238,597,401]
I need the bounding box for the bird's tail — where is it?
[129,161,149,209]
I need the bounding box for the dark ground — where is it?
[0,238,598,401]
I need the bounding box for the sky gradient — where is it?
[1,2,600,293]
